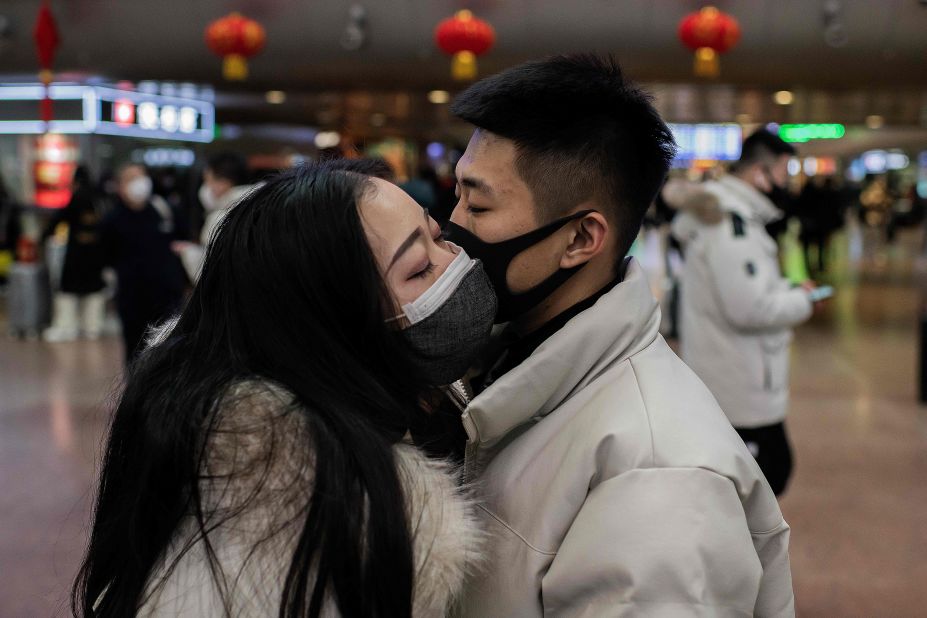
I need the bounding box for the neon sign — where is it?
[0,83,214,143]
[779,124,845,143]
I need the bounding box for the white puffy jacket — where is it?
[671,175,812,428]
[457,259,794,617]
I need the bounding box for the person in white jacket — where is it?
[671,129,821,496]
[445,55,795,616]
[174,152,255,282]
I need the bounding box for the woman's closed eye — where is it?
[411,262,436,280]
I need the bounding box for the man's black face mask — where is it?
[445,210,594,324]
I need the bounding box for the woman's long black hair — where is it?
[73,161,430,617]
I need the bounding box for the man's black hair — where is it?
[451,53,677,261]
[207,151,250,186]
[737,129,797,168]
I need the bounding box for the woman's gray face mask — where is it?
[387,247,498,386]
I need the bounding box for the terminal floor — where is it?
[1,227,926,616]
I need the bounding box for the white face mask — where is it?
[387,243,476,325]
[125,176,152,205]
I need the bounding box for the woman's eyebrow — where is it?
[387,228,423,272]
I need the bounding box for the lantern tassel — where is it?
[451,51,477,81]
[223,54,249,80]
[694,47,720,78]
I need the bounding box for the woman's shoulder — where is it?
[203,379,312,512]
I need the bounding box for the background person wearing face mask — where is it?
[173,151,256,282]
[446,55,795,617]
[671,129,825,497]
[101,163,187,362]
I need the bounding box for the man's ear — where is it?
[560,210,609,269]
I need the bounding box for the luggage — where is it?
[7,262,51,337]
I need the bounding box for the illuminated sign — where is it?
[856,150,910,174]
[0,83,214,143]
[113,98,135,126]
[779,124,845,143]
[668,123,742,163]
[131,147,197,167]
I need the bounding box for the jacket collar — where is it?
[715,174,782,225]
[462,258,660,449]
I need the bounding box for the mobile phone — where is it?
[808,285,834,302]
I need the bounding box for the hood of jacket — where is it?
[462,258,660,451]
[711,174,783,225]
[671,174,782,249]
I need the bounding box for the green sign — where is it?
[779,124,846,143]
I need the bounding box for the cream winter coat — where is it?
[137,380,482,617]
[671,175,813,428]
[457,259,794,617]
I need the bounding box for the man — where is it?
[446,55,794,616]
[671,130,818,496]
[175,151,254,282]
[102,163,186,362]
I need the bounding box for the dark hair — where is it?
[348,157,396,181]
[116,162,147,179]
[73,161,428,617]
[452,53,676,260]
[207,151,250,186]
[736,129,797,169]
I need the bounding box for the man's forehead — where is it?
[458,131,517,187]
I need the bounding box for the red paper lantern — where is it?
[435,10,495,81]
[678,6,741,78]
[33,0,60,123]
[205,12,266,81]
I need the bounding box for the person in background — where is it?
[798,175,845,275]
[671,129,824,497]
[101,163,187,363]
[174,152,254,282]
[446,55,794,616]
[0,175,20,284]
[42,166,108,342]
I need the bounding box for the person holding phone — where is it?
[671,129,827,496]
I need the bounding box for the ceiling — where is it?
[0,0,924,153]
[0,0,924,91]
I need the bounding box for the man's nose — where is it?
[449,201,465,227]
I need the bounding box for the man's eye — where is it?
[468,206,488,214]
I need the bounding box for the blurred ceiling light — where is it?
[314,131,341,149]
[773,90,794,105]
[866,115,885,129]
[428,90,450,104]
[787,158,802,176]
[265,90,286,104]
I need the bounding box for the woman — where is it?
[43,166,108,341]
[72,160,496,617]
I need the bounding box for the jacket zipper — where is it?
[445,381,479,484]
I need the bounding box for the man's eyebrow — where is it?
[460,176,493,196]
[387,228,423,272]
